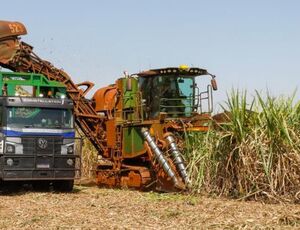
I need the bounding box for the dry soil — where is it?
[0,185,300,229]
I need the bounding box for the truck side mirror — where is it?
[211,78,218,91]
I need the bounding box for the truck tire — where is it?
[2,181,23,192]
[53,180,74,192]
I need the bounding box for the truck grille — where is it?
[22,136,63,155]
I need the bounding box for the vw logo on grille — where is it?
[38,138,48,149]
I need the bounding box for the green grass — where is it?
[184,90,300,202]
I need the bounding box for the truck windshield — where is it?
[6,107,74,129]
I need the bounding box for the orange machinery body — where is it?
[93,85,117,117]
[91,69,216,191]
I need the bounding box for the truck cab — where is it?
[0,71,81,191]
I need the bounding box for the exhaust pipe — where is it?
[141,128,179,186]
[164,134,190,185]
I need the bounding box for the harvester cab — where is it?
[136,65,217,121]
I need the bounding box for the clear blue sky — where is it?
[2,0,300,110]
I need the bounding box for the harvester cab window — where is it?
[139,77,160,118]
[179,78,194,115]
[161,77,179,98]
[139,75,195,118]
[159,76,193,117]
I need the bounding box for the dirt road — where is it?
[0,185,299,229]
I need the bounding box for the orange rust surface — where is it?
[185,126,209,132]
[0,38,20,64]
[92,86,117,116]
[96,171,117,187]
[0,20,27,39]
[106,120,116,148]
[96,165,152,189]
[76,81,95,96]
[120,171,142,188]
[0,21,27,64]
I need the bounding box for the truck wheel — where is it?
[3,181,23,192]
[53,180,74,192]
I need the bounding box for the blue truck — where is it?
[0,71,81,191]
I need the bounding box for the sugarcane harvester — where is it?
[0,20,218,191]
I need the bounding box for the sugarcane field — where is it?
[1,1,300,229]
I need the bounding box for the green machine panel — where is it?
[122,127,146,158]
[0,71,66,97]
[122,77,138,109]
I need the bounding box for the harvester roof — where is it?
[135,66,209,78]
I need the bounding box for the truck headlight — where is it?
[0,140,4,154]
[61,139,75,155]
[67,159,74,166]
[6,158,14,166]
[67,145,74,154]
[6,144,15,153]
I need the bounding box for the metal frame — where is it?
[199,85,213,114]
[158,84,214,117]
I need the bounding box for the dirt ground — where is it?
[0,185,300,229]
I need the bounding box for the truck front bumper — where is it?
[0,154,80,180]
